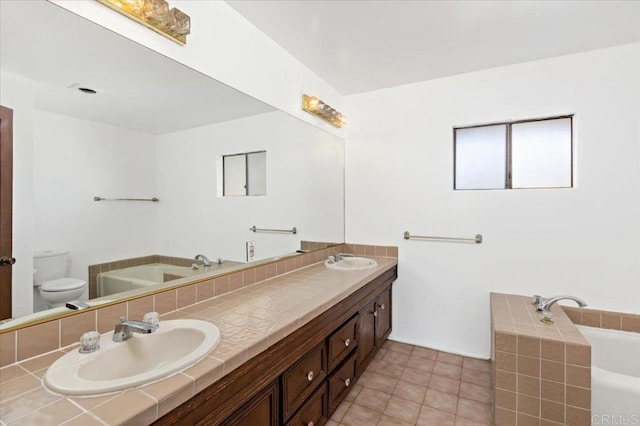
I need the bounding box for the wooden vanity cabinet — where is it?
[375,287,392,346]
[328,351,357,414]
[281,343,327,420]
[327,315,358,372]
[356,302,376,377]
[285,383,328,426]
[355,285,392,377]
[219,381,279,426]
[156,265,397,426]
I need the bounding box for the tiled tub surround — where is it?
[491,293,592,426]
[0,244,397,425]
[88,254,243,299]
[562,306,640,333]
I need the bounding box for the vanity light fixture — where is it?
[302,94,346,128]
[96,0,190,45]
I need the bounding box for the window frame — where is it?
[222,150,267,197]
[453,115,574,191]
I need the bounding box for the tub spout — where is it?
[194,254,212,267]
[536,295,587,313]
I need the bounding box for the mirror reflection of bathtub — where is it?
[97,262,242,297]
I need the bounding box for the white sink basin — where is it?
[325,257,378,271]
[44,319,220,395]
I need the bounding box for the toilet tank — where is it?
[34,250,70,285]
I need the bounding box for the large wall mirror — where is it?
[0,1,344,330]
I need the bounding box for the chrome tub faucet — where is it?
[535,295,587,323]
[194,254,212,267]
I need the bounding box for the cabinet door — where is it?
[356,302,376,377]
[220,381,278,426]
[375,287,392,346]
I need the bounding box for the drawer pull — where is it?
[344,338,350,347]
[344,378,351,387]
[306,371,314,382]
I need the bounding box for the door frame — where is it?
[0,105,13,320]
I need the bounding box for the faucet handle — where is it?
[532,295,543,305]
[540,310,554,324]
[119,316,127,323]
[79,331,100,354]
[143,312,160,328]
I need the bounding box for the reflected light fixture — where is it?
[302,94,346,128]
[96,0,190,45]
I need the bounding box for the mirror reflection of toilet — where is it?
[33,251,87,309]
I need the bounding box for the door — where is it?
[356,302,376,377]
[0,105,14,321]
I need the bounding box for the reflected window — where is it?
[454,116,573,190]
[223,151,266,196]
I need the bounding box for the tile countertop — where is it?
[0,257,398,426]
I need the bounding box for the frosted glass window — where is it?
[454,115,573,190]
[455,125,507,190]
[247,151,267,195]
[223,154,247,196]
[223,150,266,196]
[511,118,572,188]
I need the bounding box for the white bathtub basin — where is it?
[576,325,640,422]
[44,319,220,395]
[325,257,378,271]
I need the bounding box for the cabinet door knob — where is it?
[306,371,314,382]
[344,338,350,347]
[307,422,314,426]
[344,378,351,387]
[379,304,385,310]
[372,310,378,317]
[0,256,16,266]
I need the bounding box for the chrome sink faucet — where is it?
[335,253,355,262]
[113,317,158,342]
[194,254,212,267]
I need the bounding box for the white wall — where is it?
[0,72,36,317]
[51,0,344,138]
[155,111,344,262]
[33,110,157,284]
[345,43,640,358]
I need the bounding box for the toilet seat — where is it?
[40,278,86,292]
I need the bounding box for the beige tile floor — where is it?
[329,340,492,426]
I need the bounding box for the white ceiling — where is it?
[0,0,273,134]
[227,0,640,95]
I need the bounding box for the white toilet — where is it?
[33,251,87,308]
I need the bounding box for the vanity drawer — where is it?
[328,352,356,415]
[285,382,328,426]
[328,315,358,372]
[282,343,327,420]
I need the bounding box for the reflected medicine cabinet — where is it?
[223,151,267,196]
